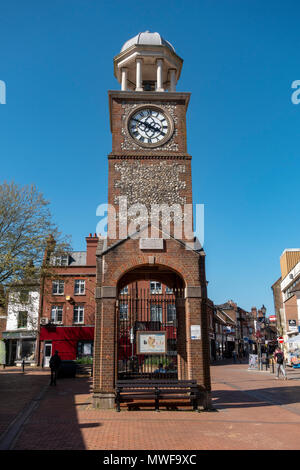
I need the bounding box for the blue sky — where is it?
[0,0,300,314]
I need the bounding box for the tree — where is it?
[0,182,71,305]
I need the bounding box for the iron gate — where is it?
[117,287,183,380]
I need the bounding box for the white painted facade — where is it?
[6,290,39,331]
[4,288,40,366]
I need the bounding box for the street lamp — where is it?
[257,305,267,370]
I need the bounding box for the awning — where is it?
[2,331,37,340]
[287,334,300,343]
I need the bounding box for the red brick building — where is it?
[38,234,97,366]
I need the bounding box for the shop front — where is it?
[2,330,37,366]
[39,325,94,366]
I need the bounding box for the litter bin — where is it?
[57,360,77,378]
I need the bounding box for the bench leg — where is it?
[116,391,121,412]
[155,389,160,412]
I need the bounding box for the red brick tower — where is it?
[93,31,211,409]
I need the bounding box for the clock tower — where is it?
[93,32,212,410]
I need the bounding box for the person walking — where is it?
[274,346,287,380]
[232,350,237,363]
[49,350,61,386]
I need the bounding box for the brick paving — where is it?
[1,361,300,450]
[0,366,49,441]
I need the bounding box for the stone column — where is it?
[135,58,143,91]
[93,286,117,409]
[176,297,187,380]
[121,67,128,91]
[156,59,164,92]
[185,286,212,409]
[169,68,176,92]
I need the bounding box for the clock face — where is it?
[128,107,172,147]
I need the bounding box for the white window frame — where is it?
[52,254,69,266]
[150,281,162,294]
[150,304,162,322]
[73,305,84,324]
[74,279,85,295]
[119,302,128,320]
[167,304,176,323]
[52,280,64,295]
[51,305,63,324]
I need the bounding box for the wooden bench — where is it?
[115,379,200,412]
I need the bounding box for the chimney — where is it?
[86,233,98,265]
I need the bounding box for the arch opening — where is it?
[116,264,187,381]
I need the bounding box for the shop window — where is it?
[77,341,93,358]
[21,339,35,361]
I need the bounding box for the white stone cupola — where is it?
[113,31,183,92]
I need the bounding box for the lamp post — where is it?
[258,305,267,370]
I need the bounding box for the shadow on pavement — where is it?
[212,385,300,410]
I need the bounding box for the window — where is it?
[167,304,176,323]
[21,339,36,360]
[19,290,29,303]
[120,286,128,295]
[150,281,162,294]
[74,279,85,295]
[52,254,69,266]
[165,286,173,294]
[73,305,84,324]
[51,305,63,323]
[150,304,162,322]
[119,302,128,320]
[52,280,64,295]
[18,311,28,329]
[77,341,93,358]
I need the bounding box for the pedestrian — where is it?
[274,347,287,380]
[49,350,61,386]
[237,350,242,363]
[232,350,237,363]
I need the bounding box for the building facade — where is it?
[38,234,97,366]
[272,249,300,353]
[3,281,40,366]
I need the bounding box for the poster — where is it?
[191,325,201,340]
[248,354,258,370]
[136,331,166,355]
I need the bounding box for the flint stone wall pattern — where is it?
[121,102,178,151]
[114,161,186,208]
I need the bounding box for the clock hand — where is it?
[131,118,162,133]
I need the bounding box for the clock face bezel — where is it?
[126,105,174,148]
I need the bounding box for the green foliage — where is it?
[75,357,93,364]
[0,182,72,306]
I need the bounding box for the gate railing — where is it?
[117,287,184,380]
